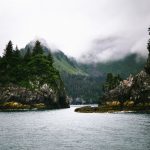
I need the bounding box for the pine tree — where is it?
[145,27,150,74]
[32,40,43,56]
[24,47,31,62]
[103,73,122,92]
[14,46,20,57]
[4,41,13,59]
[12,46,22,64]
[106,73,113,83]
[0,41,14,84]
[47,52,54,64]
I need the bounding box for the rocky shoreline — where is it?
[0,101,70,112]
[75,101,150,113]
[0,85,70,111]
[0,102,70,112]
[0,40,70,111]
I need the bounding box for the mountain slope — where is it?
[97,54,146,77]
[52,51,87,75]
[79,53,146,78]
[22,43,87,76]
[22,41,146,103]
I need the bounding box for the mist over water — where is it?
[0,106,150,150]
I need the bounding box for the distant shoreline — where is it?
[75,106,150,113]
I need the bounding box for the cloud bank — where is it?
[80,35,149,63]
[0,0,149,62]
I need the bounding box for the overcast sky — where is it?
[0,0,150,62]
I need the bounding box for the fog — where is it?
[0,0,149,62]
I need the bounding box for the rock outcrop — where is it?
[75,70,150,113]
[0,40,70,111]
[0,84,69,110]
[130,71,150,104]
[75,28,150,113]
[102,28,150,112]
[102,71,150,104]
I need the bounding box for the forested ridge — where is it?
[0,40,61,89]
[0,39,146,104]
[0,40,69,110]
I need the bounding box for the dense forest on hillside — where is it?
[76,28,150,113]
[101,28,150,109]
[58,53,145,103]
[0,40,61,89]
[79,53,146,78]
[49,49,145,103]
[0,40,69,109]
[61,73,105,103]
[0,39,146,104]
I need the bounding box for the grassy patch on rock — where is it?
[75,101,150,113]
[0,102,31,110]
[0,102,47,111]
[32,103,46,110]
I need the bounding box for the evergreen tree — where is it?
[145,27,150,74]
[10,46,23,84]
[24,47,32,62]
[47,52,54,64]
[13,46,20,57]
[32,40,43,56]
[12,46,22,63]
[106,73,113,83]
[4,41,13,59]
[103,73,122,92]
[0,40,62,90]
[0,41,14,84]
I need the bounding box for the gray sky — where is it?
[0,0,150,62]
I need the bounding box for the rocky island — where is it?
[0,40,69,111]
[75,28,150,113]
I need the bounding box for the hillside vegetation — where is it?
[0,41,69,110]
[20,41,146,104]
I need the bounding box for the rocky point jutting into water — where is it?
[75,28,150,113]
[100,70,150,111]
[75,70,150,113]
[0,41,69,111]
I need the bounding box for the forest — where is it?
[0,40,61,90]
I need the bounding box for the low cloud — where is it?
[80,36,148,63]
[0,0,150,60]
[28,38,59,52]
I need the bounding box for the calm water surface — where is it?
[0,105,150,150]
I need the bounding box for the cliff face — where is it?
[102,71,150,104]
[0,40,70,110]
[75,69,150,113]
[0,84,69,110]
[130,71,150,103]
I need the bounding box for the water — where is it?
[0,105,150,150]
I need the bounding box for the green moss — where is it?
[0,102,30,109]
[123,100,135,107]
[0,102,47,111]
[33,103,46,109]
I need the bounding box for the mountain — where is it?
[79,53,146,78]
[58,52,146,104]
[98,37,150,113]
[52,51,87,75]
[24,40,146,77]
[22,42,87,76]
[22,41,146,104]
